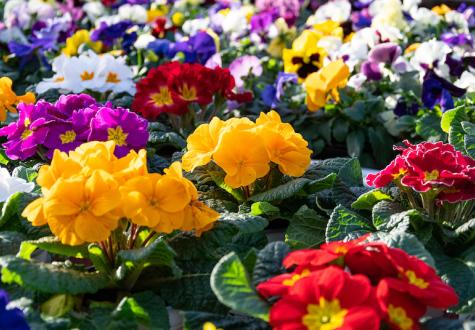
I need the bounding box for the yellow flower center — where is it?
[80,71,95,81]
[391,168,408,179]
[106,72,121,83]
[405,270,429,289]
[107,126,128,146]
[150,87,173,106]
[282,269,311,286]
[179,83,197,101]
[424,170,439,181]
[80,201,90,212]
[24,117,31,127]
[302,298,347,330]
[21,129,32,140]
[387,304,413,330]
[333,246,348,254]
[60,130,76,144]
[54,76,65,82]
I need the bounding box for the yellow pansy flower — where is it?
[304,60,350,111]
[62,30,102,57]
[432,4,452,15]
[312,20,343,40]
[0,77,35,121]
[267,18,297,58]
[283,30,327,82]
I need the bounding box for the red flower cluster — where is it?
[367,141,475,203]
[132,62,252,119]
[257,236,458,330]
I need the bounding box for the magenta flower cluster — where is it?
[0,94,148,160]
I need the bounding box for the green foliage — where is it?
[18,236,89,260]
[210,252,270,321]
[0,231,26,256]
[285,206,326,249]
[326,205,375,242]
[184,311,269,330]
[0,256,109,294]
[352,190,392,210]
[252,242,290,286]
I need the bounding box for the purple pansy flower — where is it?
[91,21,133,47]
[168,31,217,64]
[441,32,473,47]
[262,72,298,108]
[362,43,402,81]
[0,290,29,330]
[229,55,263,88]
[422,71,466,111]
[89,107,149,157]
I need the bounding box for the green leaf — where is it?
[371,232,435,267]
[352,190,392,210]
[250,178,310,202]
[0,256,109,294]
[368,126,395,168]
[331,178,360,208]
[372,201,405,229]
[465,134,475,158]
[304,173,337,194]
[430,243,475,313]
[133,291,169,330]
[219,213,269,234]
[0,231,26,256]
[12,165,38,182]
[448,106,469,152]
[306,158,362,187]
[0,149,9,165]
[211,252,270,321]
[18,236,89,260]
[326,205,375,242]
[88,244,113,274]
[252,242,290,286]
[332,119,349,142]
[208,169,245,202]
[462,121,475,135]
[250,202,279,216]
[117,237,178,272]
[441,107,459,133]
[422,317,472,330]
[285,206,327,249]
[346,130,366,158]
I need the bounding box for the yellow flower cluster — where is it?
[62,30,103,57]
[182,111,312,189]
[22,141,219,246]
[0,77,35,121]
[304,60,350,112]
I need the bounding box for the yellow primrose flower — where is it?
[213,128,270,188]
[182,117,226,172]
[43,171,121,245]
[0,77,35,121]
[432,4,452,15]
[256,111,312,177]
[283,30,326,82]
[267,18,297,58]
[203,322,223,330]
[62,30,102,57]
[120,173,191,230]
[312,21,343,40]
[164,162,219,236]
[304,60,350,111]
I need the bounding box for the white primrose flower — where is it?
[36,51,135,95]
[97,54,136,94]
[0,168,34,203]
[307,0,351,24]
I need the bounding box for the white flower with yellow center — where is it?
[36,55,72,94]
[97,54,135,94]
[63,51,104,93]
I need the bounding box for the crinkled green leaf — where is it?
[285,206,326,249]
[352,190,392,210]
[326,205,374,242]
[18,236,89,260]
[0,256,109,294]
[252,242,290,287]
[211,252,270,321]
[250,178,310,202]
